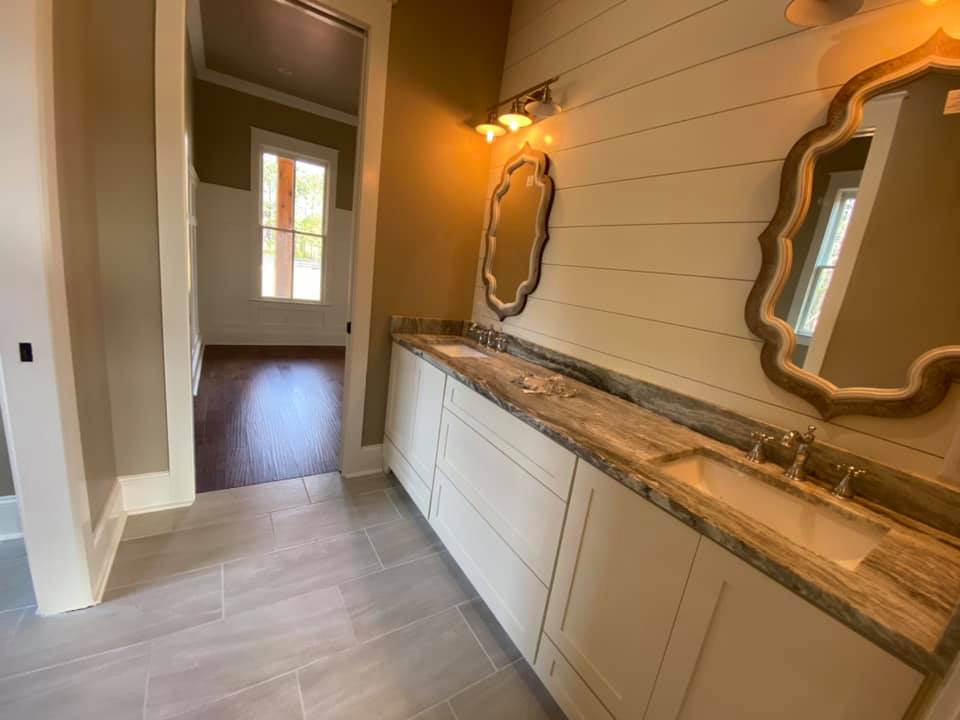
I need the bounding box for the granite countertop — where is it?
[393,332,960,676]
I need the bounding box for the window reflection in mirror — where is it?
[775,70,960,389]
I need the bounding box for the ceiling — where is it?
[196,0,364,117]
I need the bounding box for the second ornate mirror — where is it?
[747,30,960,419]
[483,144,555,320]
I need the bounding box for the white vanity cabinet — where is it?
[645,539,923,720]
[429,377,576,661]
[539,461,923,720]
[383,343,447,516]
[540,461,702,720]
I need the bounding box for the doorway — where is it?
[185,0,365,493]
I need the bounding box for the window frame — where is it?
[251,130,338,306]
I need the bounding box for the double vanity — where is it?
[383,328,960,720]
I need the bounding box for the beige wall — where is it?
[361,0,513,445]
[193,81,357,210]
[51,0,119,524]
[821,72,960,388]
[472,0,960,480]
[0,415,12,498]
[90,0,168,478]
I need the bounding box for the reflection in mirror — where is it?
[483,144,554,319]
[774,70,960,390]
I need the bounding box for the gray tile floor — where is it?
[0,473,566,720]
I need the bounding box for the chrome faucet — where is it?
[832,464,864,500]
[745,431,774,464]
[781,425,817,481]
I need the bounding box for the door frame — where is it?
[155,0,393,508]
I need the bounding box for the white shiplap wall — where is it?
[474,0,960,480]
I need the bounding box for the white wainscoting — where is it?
[197,182,351,346]
[473,0,960,480]
[0,495,22,541]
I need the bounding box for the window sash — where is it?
[259,150,328,302]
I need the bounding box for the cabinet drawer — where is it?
[430,468,547,661]
[383,438,431,516]
[437,409,567,584]
[444,379,575,500]
[535,634,614,720]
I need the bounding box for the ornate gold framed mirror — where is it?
[482,143,555,320]
[746,30,960,419]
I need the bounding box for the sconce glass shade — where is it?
[498,100,533,132]
[785,0,864,26]
[476,122,507,143]
[525,85,562,119]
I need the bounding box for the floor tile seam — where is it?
[157,670,303,720]
[305,484,400,506]
[134,572,483,715]
[294,601,478,683]
[0,637,161,685]
[455,604,498,674]
[362,527,386,570]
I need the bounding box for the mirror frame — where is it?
[483,143,555,320]
[745,29,960,420]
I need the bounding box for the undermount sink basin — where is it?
[432,343,489,359]
[661,455,886,570]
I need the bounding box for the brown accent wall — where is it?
[361,0,513,445]
[193,80,357,210]
[51,0,120,524]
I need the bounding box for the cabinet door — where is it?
[384,343,415,454]
[431,468,548,661]
[407,358,446,486]
[645,539,923,720]
[544,462,701,719]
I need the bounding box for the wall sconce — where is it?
[475,112,507,144]
[475,76,561,143]
[498,99,534,133]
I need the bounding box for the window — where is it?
[795,188,858,337]
[259,151,327,302]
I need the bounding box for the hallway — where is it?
[194,346,344,493]
[0,476,564,719]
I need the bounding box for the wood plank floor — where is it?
[194,346,344,493]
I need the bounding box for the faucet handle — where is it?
[746,432,774,463]
[832,464,865,499]
[802,425,818,442]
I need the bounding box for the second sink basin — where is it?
[432,343,489,359]
[661,454,886,570]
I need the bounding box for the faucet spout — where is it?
[781,425,816,481]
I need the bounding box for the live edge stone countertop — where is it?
[393,331,960,677]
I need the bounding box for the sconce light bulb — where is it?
[475,121,505,143]
[486,130,494,144]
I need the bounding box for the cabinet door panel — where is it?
[383,438,431,516]
[430,468,548,661]
[534,634,615,720]
[384,344,415,454]
[545,462,700,720]
[408,358,446,486]
[646,540,923,720]
[437,410,566,584]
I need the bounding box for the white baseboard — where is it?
[119,471,192,515]
[203,326,347,346]
[90,480,126,601]
[341,443,385,479]
[0,495,23,541]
